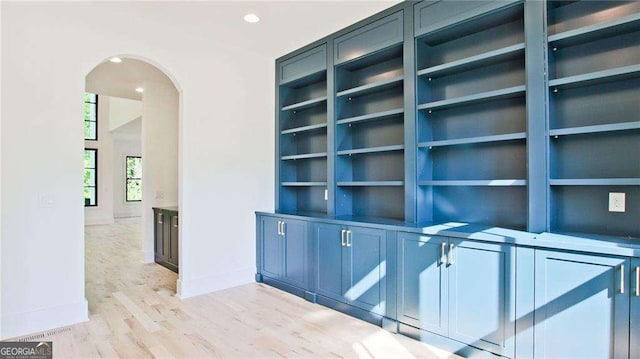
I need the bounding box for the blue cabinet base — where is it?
[316,295,384,327]
[261,276,308,300]
[304,291,317,303]
[254,273,263,282]
[399,323,505,359]
[382,317,398,333]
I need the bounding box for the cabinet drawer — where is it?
[414,0,519,38]
[279,45,327,85]
[334,11,403,65]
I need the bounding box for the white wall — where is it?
[0,1,396,338]
[0,0,3,336]
[84,97,115,226]
[113,132,142,219]
[108,97,142,132]
[141,81,179,262]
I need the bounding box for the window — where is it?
[126,156,142,202]
[84,93,98,140]
[84,149,97,206]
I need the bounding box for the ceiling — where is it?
[84,1,400,101]
[113,117,142,137]
[85,58,174,100]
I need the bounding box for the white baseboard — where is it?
[142,250,154,263]
[84,216,114,226]
[1,299,88,340]
[177,267,254,299]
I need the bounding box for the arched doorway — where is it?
[83,56,182,306]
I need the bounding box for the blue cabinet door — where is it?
[261,216,283,279]
[534,250,630,359]
[631,258,640,359]
[398,233,448,336]
[448,239,516,358]
[315,223,345,302]
[282,219,307,289]
[346,226,386,315]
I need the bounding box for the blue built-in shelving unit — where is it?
[546,0,640,238]
[263,2,640,358]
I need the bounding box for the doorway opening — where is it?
[83,56,181,308]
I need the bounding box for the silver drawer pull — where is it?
[346,230,352,247]
[621,265,625,294]
[441,242,446,265]
[636,266,639,297]
[448,243,454,266]
[341,230,347,247]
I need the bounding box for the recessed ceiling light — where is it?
[243,13,260,23]
[135,87,144,93]
[109,57,122,63]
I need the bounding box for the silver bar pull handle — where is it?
[277,221,282,236]
[346,230,352,247]
[281,221,286,236]
[448,243,455,266]
[636,266,640,297]
[621,265,625,294]
[441,242,446,265]
[158,213,163,224]
[341,230,346,247]
[173,217,178,228]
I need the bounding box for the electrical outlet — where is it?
[38,194,54,208]
[609,192,626,213]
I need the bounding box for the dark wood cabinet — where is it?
[153,207,179,273]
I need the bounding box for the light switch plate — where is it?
[609,192,626,213]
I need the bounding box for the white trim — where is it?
[176,267,254,299]
[1,300,88,340]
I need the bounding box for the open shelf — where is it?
[279,185,327,215]
[281,69,326,88]
[418,85,525,112]
[336,185,405,221]
[549,121,640,137]
[336,76,403,98]
[281,152,327,161]
[418,185,527,230]
[550,178,640,186]
[550,131,640,180]
[417,43,525,79]
[337,43,403,72]
[548,77,639,130]
[337,181,404,187]
[549,64,640,90]
[281,96,327,112]
[281,182,328,187]
[550,185,639,238]
[281,123,327,135]
[418,132,525,148]
[419,141,526,184]
[337,144,404,156]
[419,179,526,187]
[337,108,403,126]
[548,12,640,47]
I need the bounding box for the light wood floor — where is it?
[17,218,458,358]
